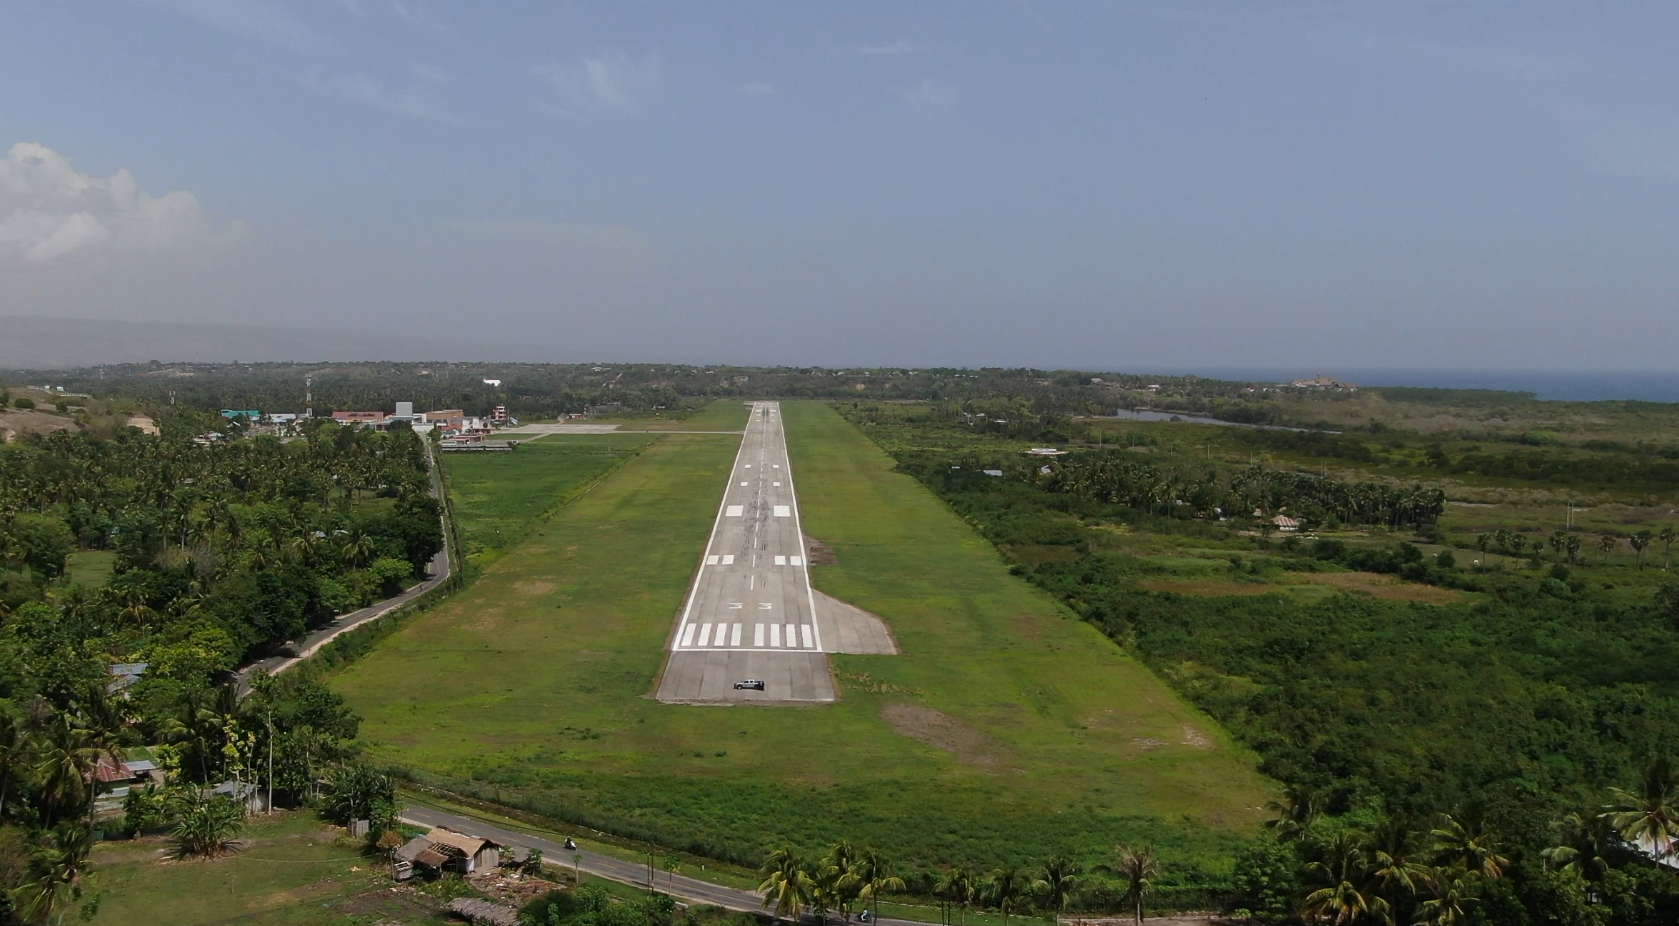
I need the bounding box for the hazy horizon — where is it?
[5,3,1678,371]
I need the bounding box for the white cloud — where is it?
[855,41,923,57]
[0,142,242,266]
[902,78,959,120]
[307,70,457,122]
[534,50,661,117]
[734,81,776,97]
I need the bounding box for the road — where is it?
[398,803,938,926]
[236,440,454,694]
[655,401,835,704]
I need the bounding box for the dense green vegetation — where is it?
[839,400,1679,923]
[0,415,442,924]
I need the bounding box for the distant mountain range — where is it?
[0,316,565,369]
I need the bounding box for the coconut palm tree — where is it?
[33,717,97,827]
[758,847,812,926]
[1661,527,1676,570]
[1299,832,1385,926]
[1604,755,1679,861]
[1549,530,1568,562]
[1542,809,1617,882]
[1413,868,1476,926]
[985,866,1028,926]
[14,823,94,925]
[1367,817,1430,915]
[1431,813,1507,880]
[936,864,976,926]
[1264,784,1321,841]
[854,847,905,924]
[1565,534,1583,566]
[1631,531,1653,570]
[1033,856,1080,926]
[1114,845,1159,926]
[1597,534,1618,564]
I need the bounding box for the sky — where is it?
[3,1,1678,371]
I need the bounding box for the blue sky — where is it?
[3,2,1678,369]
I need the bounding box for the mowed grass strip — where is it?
[332,403,1270,874]
[445,435,655,558]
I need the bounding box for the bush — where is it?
[12,397,33,409]
[169,787,245,857]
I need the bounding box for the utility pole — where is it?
[266,705,274,816]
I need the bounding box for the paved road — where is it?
[655,401,835,704]
[398,803,937,926]
[236,442,453,694]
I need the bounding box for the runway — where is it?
[656,402,837,704]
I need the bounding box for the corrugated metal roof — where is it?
[425,827,492,857]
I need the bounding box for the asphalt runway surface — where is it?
[656,401,837,704]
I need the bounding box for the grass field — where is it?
[87,812,445,925]
[67,550,116,588]
[331,401,1270,883]
[443,436,655,560]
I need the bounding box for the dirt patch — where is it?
[1133,738,1167,751]
[0,408,78,441]
[1180,724,1213,749]
[803,534,837,565]
[881,704,998,766]
[513,580,556,596]
[465,607,505,632]
[1137,579,1280,597]
[1292,572,1464,604]
[469,869,563,905]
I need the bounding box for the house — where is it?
[220,409,261,421]
[1271,515,1300,532]
[331,411,387,426]
[1025,448,1067,457]
[394,827,504,877]
[109,662,148,694]
[211,780,270,813]
[1288,373,1357,391]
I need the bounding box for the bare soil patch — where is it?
[466,607,506,632]
[514,580,557,596]
[1293,572,1464,604]
[881,703,999,766]
[1180,724,1213,749]
[803,534,837,565]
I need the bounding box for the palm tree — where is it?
[1367,817,1430,914]
[1631,531,1653,570]
[14,823,94,925]
[0,704,24,819]
[1661,526,1676,570]
[854,847,905,924]
[1475,534,1490,567]
[985,866,1027,926]
[1549,530,1567,562]
[1263,784,1321,840]
[1114,845,1159,926]
[1541,809,1617,882]
[1413,868,1476,926]
[936,865,976,926]
[1604,755,1679,861]
[341,531,376,569]
[1597,534,1618,564]
[1431,813,1507,880]
[759,847,812,926]
[1033,856,1080,926]
[1565,534,1583,566]
[33,717,97,827]
[1299,832,1385,926]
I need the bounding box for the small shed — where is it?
[1271,515,1300,532]
[211,780,269,813]
[397,827,504,876]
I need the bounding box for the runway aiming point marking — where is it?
[774,555,786,566]
[790,556,804,566]
[706,555,719,565]
[721,555,735,565]
[773,505,791,517]
[726,506,744,517]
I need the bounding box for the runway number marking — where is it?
[729,602,743,609]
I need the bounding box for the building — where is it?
[1271,515,1300,532]
[220,409,261,421]
[491,405,508,422]
[211,779,270,813]
[393,826,504,878]
[1288,373,1357,391]
[331,411,387,426]
[1025,448,1067,457]
[109,662,148,694]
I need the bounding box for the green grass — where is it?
[444,436,654,559]
[331,403,1270,882]
[87,811,444,925]
[67,550,116,588]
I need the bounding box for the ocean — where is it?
[1159,369,1679,403]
